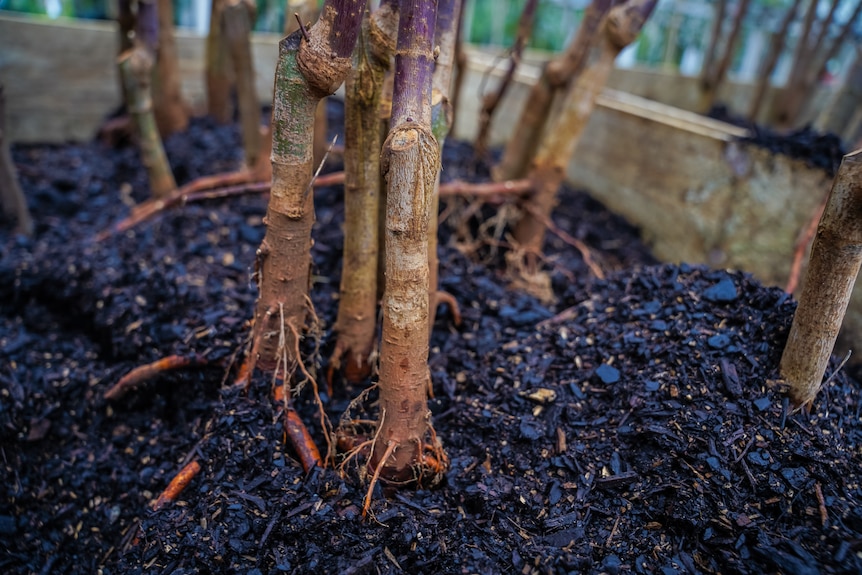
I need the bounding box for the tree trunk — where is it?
[371,0,447,485]
[120,3,177,201]
[473,0,537,159]
[249,0,367,374]
[206,0,233,123]
[511,0,657,287]
[447,1,466,136]
[493,0,613,183]
[0,86,33,237]
[780,150,862,409]
[772,0,819,127]
[223,0,261,168]
[331,0,398,383]
[153,0,189,137]
[699,0,727,94]
[428,0,461,329]
[699,0,752,113]
[748,0,801,122]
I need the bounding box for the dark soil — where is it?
[2,101,861,575]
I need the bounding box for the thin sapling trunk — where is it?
[0,85,33,236]
[119,0,177,199]
[510,0,657,298]
[473,0,538,159]
[428,0,461,329]
[748,0,801,122]
[206,0,233,123]
[331,0,399,383]
[780,149,862,409]
[223,0,261,168]
[493,0,613,183]
[370,0,447,486]
[250,0,367,374]
[447,1,466,136]
[699,0,727,95]
[699,0,752,113]
[153,0,189,136]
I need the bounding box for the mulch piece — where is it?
[2,100,860,575]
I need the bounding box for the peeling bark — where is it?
[250,0,367,373]
[331,1,398,383]
[511,0,657,291]
[223,0,261,168]
[371,0,447,484]
[781,150,862,408]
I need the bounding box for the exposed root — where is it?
[522,203,605,280]
[104,354,207,401]
[431,290,462,327]
[284,407,323,472]
[362,439,396,518]
[152,459,202,511]
[505,247,554,304]
[287,320,333,465]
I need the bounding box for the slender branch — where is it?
[748,0,801,122]
[223,0,261,167]
[494,0,614,182]
[700,0,752,113]
[474,0,538,158]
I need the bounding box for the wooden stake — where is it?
[780,149,862,408]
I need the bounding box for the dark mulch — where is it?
[2,101,860,575]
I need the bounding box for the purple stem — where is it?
[391,0,438,127]
[136,0,159,55]
[324,0,369,58]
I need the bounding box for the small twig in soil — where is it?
[363,439,397,518]
[152,459,202,510]
[814,482,829,527]
[284,408,323,472]
[104,354,207,401]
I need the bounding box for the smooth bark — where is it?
[223,0,261,168]
[371,0,447,484]
[331,2,398,382]
[699,0,727,93]
[153,0,189,136]
[250,0,367,373]
[781,150,862,408]
[206,0,233,123]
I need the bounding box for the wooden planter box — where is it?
[1,12,856,354]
